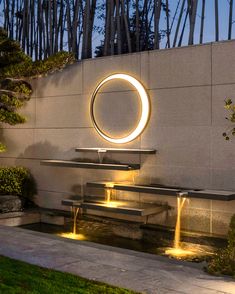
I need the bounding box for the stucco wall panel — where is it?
[139,164,211,189]
[0,129,35,158]
[35,63,83,98]
[141,126,211,168]
[148,86,211,127]
[35,94,91,128]
[211,168,235,191]
[148,45,211,89]
[83,54,141,94]
[212,41,235,85]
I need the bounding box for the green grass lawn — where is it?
[0,255,138,294]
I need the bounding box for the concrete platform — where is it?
[0,225,234,294]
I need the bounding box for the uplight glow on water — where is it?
[105,201,120,208]
[165,247,195,258]
[58,232,87,240]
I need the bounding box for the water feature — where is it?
[21,216,223,262]
[55,189,219,260]
[165,194,198,258]
[59,206,81,240]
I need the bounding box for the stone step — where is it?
[0,210,40,226]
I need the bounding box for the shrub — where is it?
[223,98,235,140]
[206,215,235,277]
[0,28,75,152]
[0,167,37,205]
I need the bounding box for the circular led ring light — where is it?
[90,74,150,144]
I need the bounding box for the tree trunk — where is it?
[165,0,170,48]
[166,0,180,48]
[87,0,97,58]
[135,0,140,52]
[178,8,189,46]
[121,0,131,53]
[110,0,115,55]
[30,0,35,58]
[72,0,80,58]
[66,0,72,52]
[10,0,15,39]
[188,0,198,45]
[200,0,205,44]
[22,0,29,52]
[214,0,219,41]
[82,0,96,59]
[173,0,186,47]
[116,0,122,54]
[103,0,111,56]
[228,0,233,40]
[59,0,64,52]
[154,0,161,49]
[53,0,58,53]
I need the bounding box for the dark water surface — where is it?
[21,218,226,262]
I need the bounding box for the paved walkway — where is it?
[0,226,235,294]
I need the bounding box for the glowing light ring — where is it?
[90,74,150,144]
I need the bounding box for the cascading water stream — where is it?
[165,194,195,258]
[72,206,80,235]
[106,188,111,205]
[105,183,118,207]
[59,206,86,240]
[174,196,186,249]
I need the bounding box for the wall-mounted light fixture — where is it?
[90,74,150,144]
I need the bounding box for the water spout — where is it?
[105,183,114,206]
[165,193,195,258]
[72,206,80,235]
[58,206,82,240]
[174,196,186,249]
[98,149,107,163]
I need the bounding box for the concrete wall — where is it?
[1,40,235,236]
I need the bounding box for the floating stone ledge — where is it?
[62,199,165,217]
[86,182,235,201]
[40,160,140,171]
[75,147,156,154]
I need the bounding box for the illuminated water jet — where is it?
[58,206,84,240]
[105,182,114,206]
[71,206,80,235]
[174,196,186,249]
[165,194,195,258]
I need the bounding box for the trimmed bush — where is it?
[0,167,37,205]
[206,215,235,277]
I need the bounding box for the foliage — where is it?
[0,28,75,151]
[0,142,6,152]
[222,98,235,140]
[95,6,167,57]
[1,51,75,79]
[206,215,235,277]
[0,255,137,294]
[0,167,37,203]
[0,28,30,67]
[2,1,233,60]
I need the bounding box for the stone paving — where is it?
[0,225,235,294]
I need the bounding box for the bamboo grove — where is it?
[0,0,234,60]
